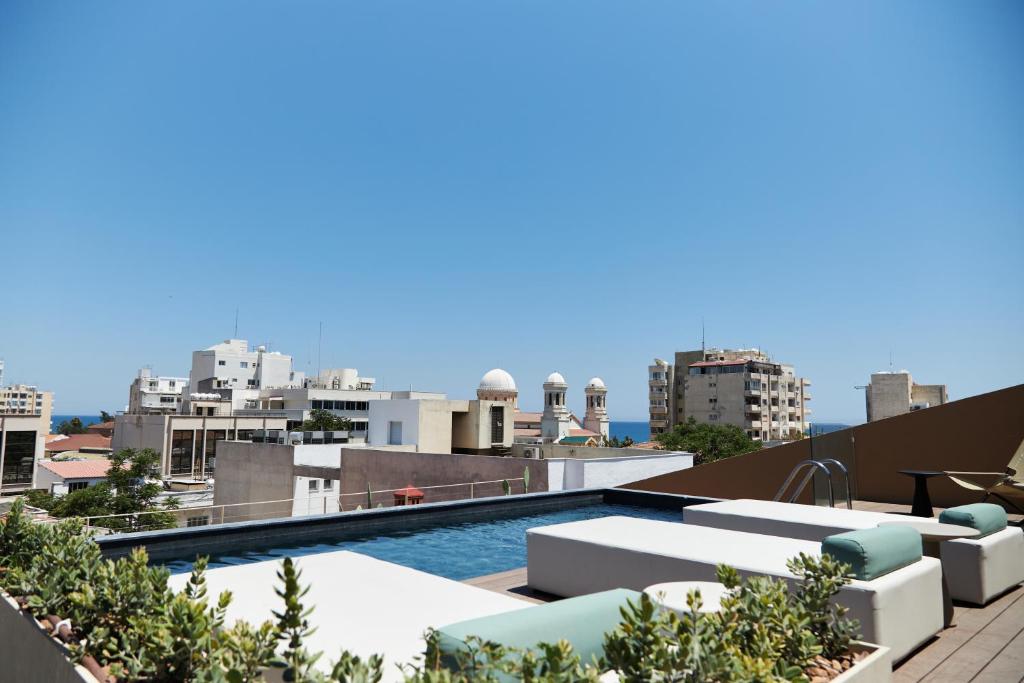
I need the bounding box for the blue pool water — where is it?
[164,503,682,580]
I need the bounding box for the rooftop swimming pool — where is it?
[162,502,683,580]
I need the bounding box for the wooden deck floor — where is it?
[463,501,1024,682]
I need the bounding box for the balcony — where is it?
[744,404,761,413]
[745,420,762,428]
[649,406,667,415]
[743,389,762,397]
[649,390,667,400]
[803,392,813,400]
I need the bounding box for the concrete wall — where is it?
[0,595,97,683]
[337,448,548,508]
[625,384,1024,510]
[546,453,694,491]
[213,441,297,518]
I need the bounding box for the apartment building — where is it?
[189,339,305,398]
[648,348,811,441]
[648,359,673,436]
[865,370,947,422]
[128,368,188,414]
[0,383,53,428]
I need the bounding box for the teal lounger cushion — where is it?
[821,526,922,581]
[435,588,640,672]
[939,503,1007,538]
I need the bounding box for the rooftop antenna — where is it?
[889,350,894,373]
[317,322,323,381]
[233,307,239,338]
[701,317,705,356]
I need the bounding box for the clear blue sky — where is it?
[1,1,1021,422]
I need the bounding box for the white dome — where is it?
[545,372,567,385]
[479,368,517,392]
[586,377,606,389]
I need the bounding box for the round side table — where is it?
[897,470,945,517]
[877,520,979,627]
[643,581,730,617]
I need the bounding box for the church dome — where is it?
[545,372,567,385]
[586,377,606,389]
[479,368,517,392]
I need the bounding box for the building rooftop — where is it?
[43,433,112,454]
[37,458,113,479]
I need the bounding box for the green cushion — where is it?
[821,526,922,581]
[939,503,1007,538]
[435,588,639,674]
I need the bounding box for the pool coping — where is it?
[97,488,719,562]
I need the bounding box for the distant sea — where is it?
[610,421,651,442]
[51,415,103,428]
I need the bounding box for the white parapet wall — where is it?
[546,452,694,491]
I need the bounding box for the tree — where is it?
[24,448,177,531]
[56,417,88,435]
[605,435,636,448]
[99,410,115,423]
[654,417,761,465]
[300,409,353,432]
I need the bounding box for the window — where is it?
[311,400,323,410]
[308,479,319,492]
[2,431,36,485]
[388,421,403,445]
[170,430,194,475]
[160,396,176,403]
[204,430,225,477]
[67,481,89,493]
[322,480,333,491]
[186,516,209,528]
[240,361,249,368]
[247,379,258,388]
[218,360,226,366]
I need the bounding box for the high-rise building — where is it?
[864,370,947,422]
[648,348,811,441]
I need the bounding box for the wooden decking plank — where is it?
[970,626,1024,683]
[920,590,1024,682]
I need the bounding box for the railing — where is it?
[773,458,853,509]
[68,477,528,533]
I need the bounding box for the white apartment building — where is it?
[128,368,188,414]
[865,370,947,422]
[189,339,305,398]
[648,348,811,441]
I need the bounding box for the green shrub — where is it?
[0,498,862,682]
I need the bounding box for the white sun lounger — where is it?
[527,516,942,663]
[682,499,1024,605]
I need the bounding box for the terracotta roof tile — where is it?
[43,434,112,453]
[38,459,113,480]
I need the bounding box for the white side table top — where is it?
[643,581,730,614]
[876,519,980,541]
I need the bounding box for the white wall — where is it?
[367,400,423,449]
[291,475,340,516]
[545,453,693,491]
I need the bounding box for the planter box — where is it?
[0,593,100,683]
[833,642,892,683]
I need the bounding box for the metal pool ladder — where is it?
[773,459,853,509]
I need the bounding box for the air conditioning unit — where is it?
[909,402,930,412]
[288,431,304,445]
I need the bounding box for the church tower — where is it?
[584,377,610,441]
[541,372,571,443]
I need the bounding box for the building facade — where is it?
[128,368,188,414]
[648,348,811,441]
[0,384,53,429]
[0,415,46,493]
[865,371,947,422]
[648,359,673,436]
